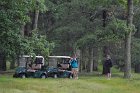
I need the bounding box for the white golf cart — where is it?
[47,56,73,78]
[13,55,47,78]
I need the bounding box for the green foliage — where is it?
[26,31,54,58]
[134,0,140,5]
[117,0,127,8]
[75,17,133,49]
[105,18,128,39]
[44,0,133,55]
[0,0,33,56]
[0,0,51,60]
[76,34,97,48]
[35,0,47,12]
[96,17,136,45]
[45,0,102,55]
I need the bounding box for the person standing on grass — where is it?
[69,56,78,79]
[104,55,113,79]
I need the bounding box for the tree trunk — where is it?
[24,23,31,36]
[83,47,89,72]
[17,55,20,66]
[10,57,16,69]
[103,46,110,57]
[79,50,82,72]
[124,34,132,78]
[25,4,39,36]
[80,48,84,72]
[75,49,81,72]
[93,61,98,71]
[93,47,98,71]
[124,0,133,78]
[81,48,86,72]
[21,25,25,36]
[89,47,94,72]
[32,10,39,30]
[102,9,107,27]
[0,53,6,71]
[135,64,140,73]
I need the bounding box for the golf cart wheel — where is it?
[20,74,26,78]
[41,74,46,79]
[13,74,17,78]
[69,74,73,79]
[53,74,58,78]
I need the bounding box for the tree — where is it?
[0,0,51,70]
[0,0,33,70]
[124,0,134,78]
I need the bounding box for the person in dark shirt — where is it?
[104,55,113,79]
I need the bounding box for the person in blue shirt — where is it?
[69,56,78,79]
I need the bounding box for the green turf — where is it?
[0,73,140,93]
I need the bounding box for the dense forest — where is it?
[0,0,140,79]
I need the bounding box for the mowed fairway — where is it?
[0,74,140,93]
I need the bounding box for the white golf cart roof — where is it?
[48,56,71,59]
[20,55,44,58]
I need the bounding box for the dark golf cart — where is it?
[13,55,47,78]
[46,56,73,78]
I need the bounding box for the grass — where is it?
[0,73,140,93]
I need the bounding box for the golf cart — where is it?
[46,56,73,78]
[13,55,47,78]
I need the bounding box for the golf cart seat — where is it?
[32,64,42,70]
[27,69,36,72]
[59,64,69,70]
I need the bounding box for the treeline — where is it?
[0,0,140,78]
[40,0,140,78]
